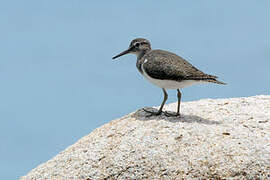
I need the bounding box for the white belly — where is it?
[141,62,206,89]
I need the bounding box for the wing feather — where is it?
[143,50,216,81]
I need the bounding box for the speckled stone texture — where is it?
[21,95,270,180]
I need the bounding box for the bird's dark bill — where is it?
[112,48,132,59]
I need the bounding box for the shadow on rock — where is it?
[132,107,222,125]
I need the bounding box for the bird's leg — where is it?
[177,89,181,115]
[164,89,181,117]
[143,88,168,117]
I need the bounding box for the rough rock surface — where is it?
[21,95,270,179]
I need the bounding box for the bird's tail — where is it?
[206,78,227,85]
[189,74,226,85]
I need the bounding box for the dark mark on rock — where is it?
[175,135,183,140]
[222,132,230,135]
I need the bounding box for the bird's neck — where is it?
[136,49,150,60]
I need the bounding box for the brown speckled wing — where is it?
[142,49,218,82]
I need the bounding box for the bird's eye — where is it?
[134,43,140,47]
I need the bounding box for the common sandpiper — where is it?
[113,38,226,117]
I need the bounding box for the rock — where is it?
[21,95,270,179]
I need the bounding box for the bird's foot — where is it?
[143,108,162,117]
[164,111,180,117]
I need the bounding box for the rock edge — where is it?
[21,95,270,179]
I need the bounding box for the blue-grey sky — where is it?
[1,1,269,179]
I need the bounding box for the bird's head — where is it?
[112,38,151,59]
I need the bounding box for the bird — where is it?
[112,38,226,117]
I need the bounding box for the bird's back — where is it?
[140,49,225,84]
